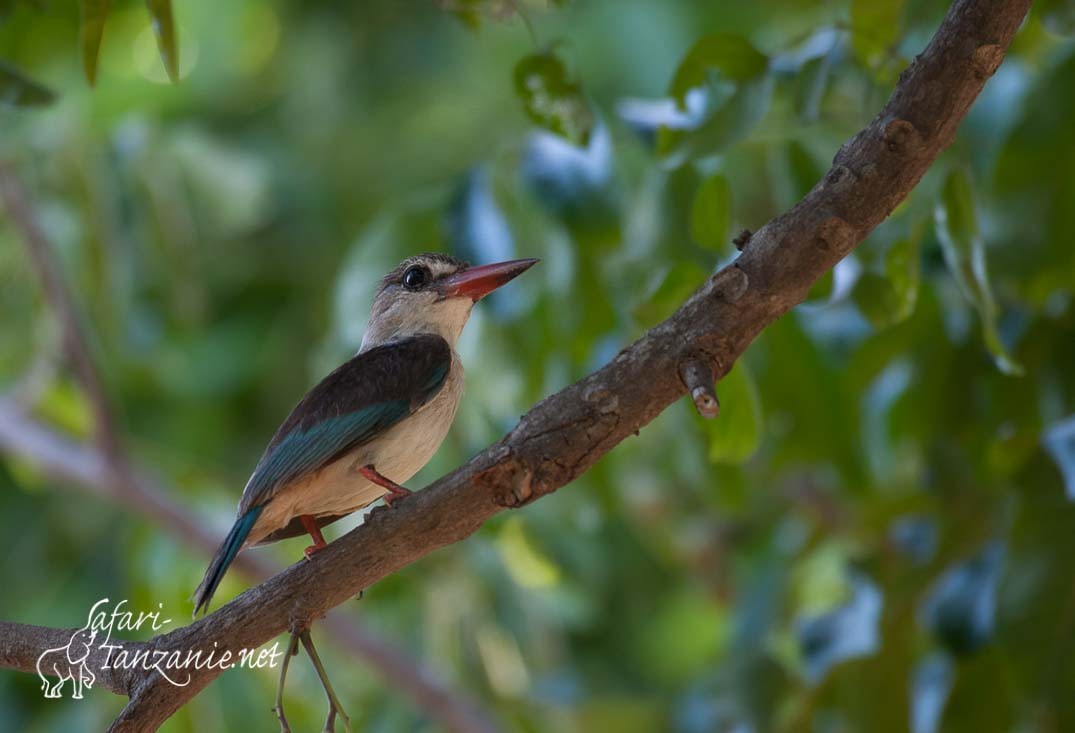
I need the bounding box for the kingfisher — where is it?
[193,253,539,614]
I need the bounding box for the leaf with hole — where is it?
[514,51,593,146]
[658,73,774,166]
[668,33,768,108]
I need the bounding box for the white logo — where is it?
[37,624,98,699]
[36,598,283,699]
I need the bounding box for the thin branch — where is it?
[680,355,720,419]
[273,633,300,733]
[0,0,1031,730]
[299,630,354,733]
[0,171,501,733]
[0,163,123,467]
[0,390,500,733]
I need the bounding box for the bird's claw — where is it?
[381,486,412,508]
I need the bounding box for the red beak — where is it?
[438,258,540,301]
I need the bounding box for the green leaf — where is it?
[852,231,922,328]
[658,73,774,165]
[0,61,56,107]
[632,261,707,328]
[705,361,762,465]
[638,589,729,684]
[690,173,731,251]
[34,380,94,438]
[668,33,768,107]
[514,51,593,145]
[80,0,111,86]
[658,33,770,165]
[852,272,901,329]
[855,269,898,326]
[806,269,834,302]
[934,170,1024,376]
[884,232,921,323]
[787,140,823,200]
[850,0,906,68]
[145,0,178,83]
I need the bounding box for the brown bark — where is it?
[0,0,1032,729]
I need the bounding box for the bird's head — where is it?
[361,253,539,351]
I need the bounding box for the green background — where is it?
[2,0,1075,731]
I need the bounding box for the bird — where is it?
[193,253,539,615]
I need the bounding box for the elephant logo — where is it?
[36,623,99,699]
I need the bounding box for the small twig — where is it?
[299,630,354,733]
[680,356,720,419]
[0,161,124,472]
[273,633,301,733]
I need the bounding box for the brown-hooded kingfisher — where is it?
[193,253,539,614]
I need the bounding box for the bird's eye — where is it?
[402,266,428,290]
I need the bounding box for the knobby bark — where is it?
[0,0,1031,729]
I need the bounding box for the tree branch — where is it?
[0,173,499,733]
[0,0,1031,729]
[0,337,500,733]
[0,163,123,466]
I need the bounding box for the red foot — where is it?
[300,515,327,560]
[358,464,412,507]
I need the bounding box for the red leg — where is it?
[300,515,327,559]
[358,464,412,507]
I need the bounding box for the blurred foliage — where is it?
[1,1,1075,732]
[514,49,593,145]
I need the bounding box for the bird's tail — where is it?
[193,506,264,616]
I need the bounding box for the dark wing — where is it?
[237,333,452,514]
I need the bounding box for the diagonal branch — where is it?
[0,163,123,466]
[0,174,500,732]
[0,0,1031,729]
[0,404,499,733]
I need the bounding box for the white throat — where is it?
[359,295,474,353]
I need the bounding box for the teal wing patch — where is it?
[244,402,407,506]
[237,334,451,513]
